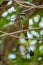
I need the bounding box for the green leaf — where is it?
[23,61,29,65]
[0,17,9,29]
[0,0,3,4]
[16,57,23,65]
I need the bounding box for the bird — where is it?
[20,14,29,41]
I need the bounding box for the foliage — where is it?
[0,0,43,65]
[0,0,3,4]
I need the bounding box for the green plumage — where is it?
[21,15,29,28]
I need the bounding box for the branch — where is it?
[0,27,43,40]
[0,27,43,37]
[13,0,43,10]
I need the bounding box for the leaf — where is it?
[0,17,9,29]
[16,57,23,65]
[0,0,3,4]
[23,61,29,65]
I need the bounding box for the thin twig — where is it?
[10,27,43,34]
[14,0,43,9]
[0,27,43,34]
[22,7,35,13]
[19,1,36,7]
[0,0,43,13]
[0,34,43,40]
[8,34,43,40]
[19,1,43,8]
[0,27,43,39]
[0,31,43,40]
[14,0,31,8]
[0,27,43,35]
